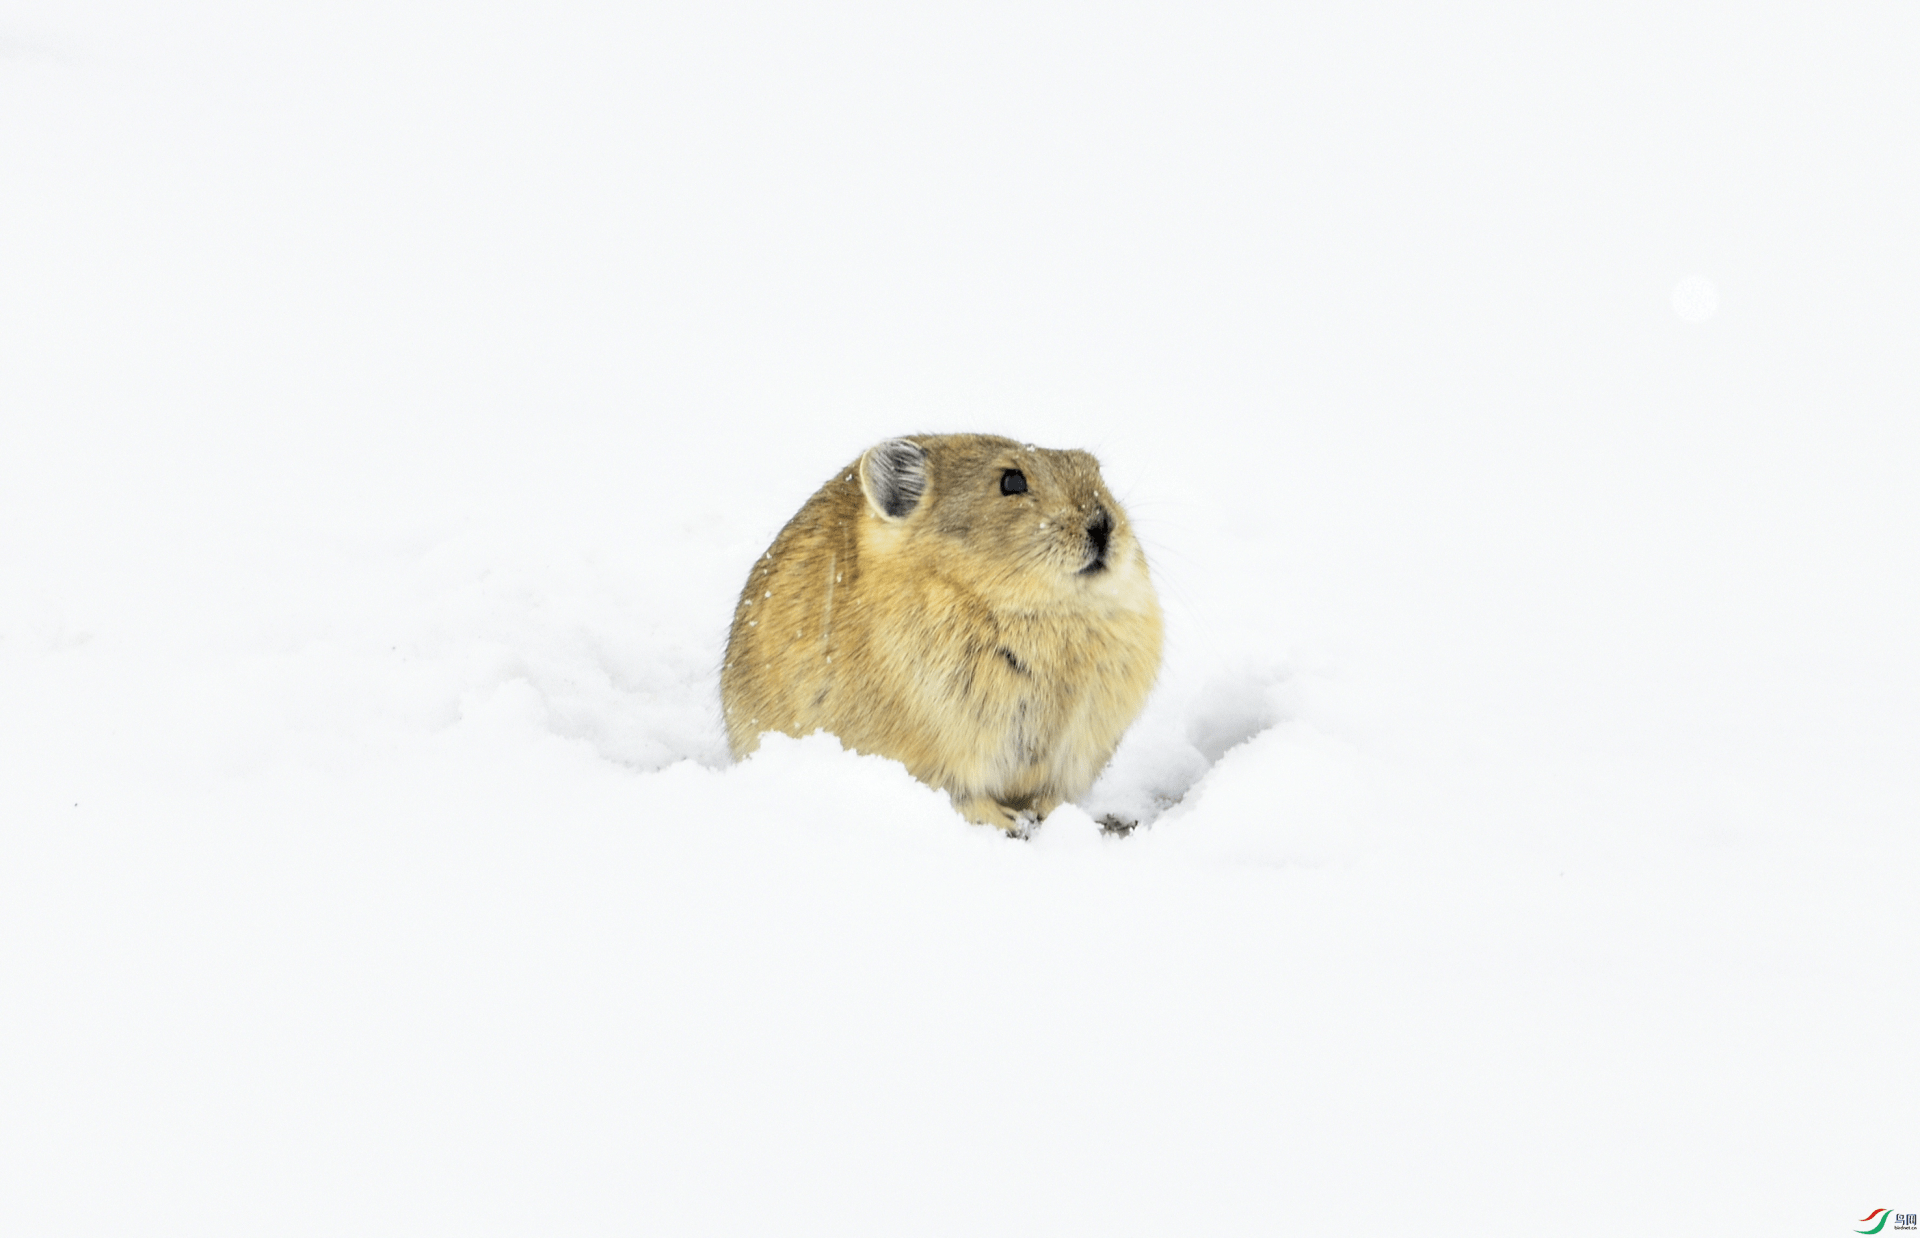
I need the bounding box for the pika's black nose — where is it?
[1084,508,1113,570]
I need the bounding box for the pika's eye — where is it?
[1000,469,1028,495]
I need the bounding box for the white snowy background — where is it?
[3,2,1916,1234]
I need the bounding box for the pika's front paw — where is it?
[952,794,1041,838]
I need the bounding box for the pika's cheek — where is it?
[1035,517,1076,552]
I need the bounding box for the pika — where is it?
[721,434,1162,832]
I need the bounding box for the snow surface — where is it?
[4,2,1917,1234]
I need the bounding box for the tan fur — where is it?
[721,434,1163,832]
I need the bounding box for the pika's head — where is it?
[856,434,1147,602]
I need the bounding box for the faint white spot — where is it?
[1671,275,1720,323]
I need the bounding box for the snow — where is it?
[4,2,1918,1234]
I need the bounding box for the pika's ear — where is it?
[858,438,928,521]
